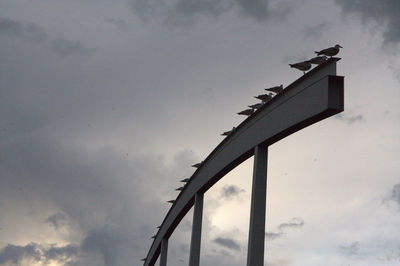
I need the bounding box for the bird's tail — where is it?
[289,64,293,67]
[314,51,320,55]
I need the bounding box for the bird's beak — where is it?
[339,45,343,48]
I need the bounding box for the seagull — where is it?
[141,258,146,261]
[157,225,161,229]
[167,200,175,204]
[151,235,156,239]
[289,61,312,74]
[191,162,202,168]
[237,108,254,116]
[175,186,184,191]
[265,85,283,94]
[308,56,328,65]
[180,178,190,182]
[248,103,264,109]
[254,93,273,102]
[221,127,236,136]
[314,44,342,57]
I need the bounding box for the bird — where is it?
[237,108,254,116]
[175,186,184,191]
[167,200,175,204]
[221,127,236,136]
[157,225,161,229]
[289,61,312,74]
[248,103,264,109]
[314,44,342,57]
[151,235,156,239]
[180,178,190,182]
[265,85,283,94]
[191,162,202,168]
[141,258,146,261]
[254,93,273,102]
[308,56,328,65]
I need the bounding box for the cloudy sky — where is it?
[1,0,400,265]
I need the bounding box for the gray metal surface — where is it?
[188,193,204,266]
[144,58,344,266]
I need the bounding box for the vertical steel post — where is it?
[247,145,268,266]
[159,238,168,266]
[189,192,204,266]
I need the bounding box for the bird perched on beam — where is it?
[141,258,146,261]
[265,85,283,94]
[180,178,190,182]
[221,127,236,136]
[237,108,254,116]
[315,44,342,57]
[151,235,156,239]
[289,61,312,74]
[308,56,328,65]
[175,186,184,191]
[167,200,175,204]
[254,93,273,102]
[248,103,264,110]
[191,162,202,168]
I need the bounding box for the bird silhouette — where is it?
[254,93,273,102]
[308,56,328,65]
[265,85,283,94]
[289,61,312,74]
[315,44,342,57]
[237,108,254,116]
[248,103,264,109]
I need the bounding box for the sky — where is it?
[0,0,399,265]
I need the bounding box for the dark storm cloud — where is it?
[0,17,94,55]
[265,231,283,240]
[129,0,291,26]
[334,113,365,125]
[0,243,78,265]
[220,184,245,199]
[303,22,331,39]
[213,237,240,251]
[335,0,400,45]
[45,212,68,229]
[277,217,304,230]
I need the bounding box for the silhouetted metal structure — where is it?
[143,57,344,266]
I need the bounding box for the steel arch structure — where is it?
[144,58,344,266]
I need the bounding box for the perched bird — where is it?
[254,93,273,102]
[265,85,283,94]
[248,103,264,109]
[167,200,175,204]
[141,258,146,261]
[175,186,184,191]
[314,44,342,57]
[180,178,190,182]
[289,61,312,74]
[308,56,328,65]
[221,127,236,136]
[151,235,156,239]
[237,108,254,116]
[157,225,161,229]
[191,162,202,168]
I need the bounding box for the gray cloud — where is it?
[105,18,129,30]
[265,231,283,240]
[277,217,304,230]
[334,113,365,125]
[335,0,400,45]
[389,183,400,207]
[0,17,48,42]
[220,185,245,199]
[213,237,240,251]
[129,0,291,27]
[45,212,68,229]
[303,22,331,39]
[339,241,360,258]
[0,17,94,55]
[0,243,78,265]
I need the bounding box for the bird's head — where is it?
[335,44,343,48]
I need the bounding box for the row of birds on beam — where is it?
[142,44,343,262]
[290,44,342,74]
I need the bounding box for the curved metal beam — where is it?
[144,58,344,265]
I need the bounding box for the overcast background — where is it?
[1,0,400,265]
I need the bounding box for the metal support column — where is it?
[247,145,268,266]
[189,192,204,266]
[159,238,168,266]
